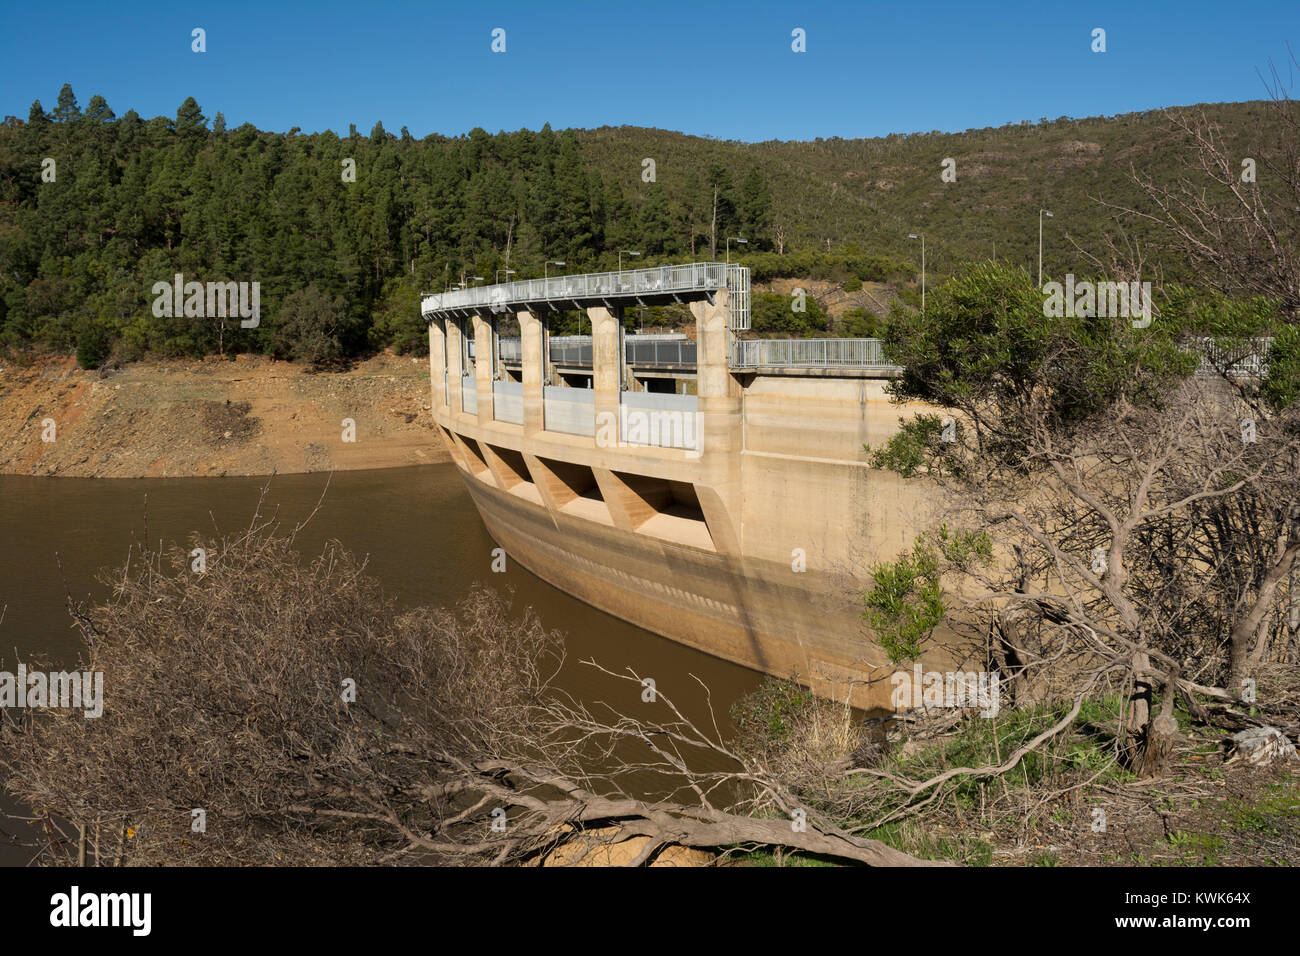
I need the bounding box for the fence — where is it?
[1190,337,1272,379]
[549,336,593,367]
[625,337,696,367]
[730,338,898,369]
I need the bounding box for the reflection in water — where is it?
[0,465,766,861]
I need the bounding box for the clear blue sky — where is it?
[2,0,1296,142]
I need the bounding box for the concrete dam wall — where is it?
[422,264,959,710]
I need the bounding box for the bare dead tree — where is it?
[923,379,1297,774]
[1098,53,1300,318]
[0,508,940,867]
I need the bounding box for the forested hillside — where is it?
[0,85,1274,365]
[578,100,1274,273]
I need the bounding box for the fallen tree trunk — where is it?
[470,763,950,867]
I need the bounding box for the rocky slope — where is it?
[0,352,450,478]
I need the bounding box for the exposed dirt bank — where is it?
[0,352,450,478]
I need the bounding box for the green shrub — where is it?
[75,322,112,369]
[730,677,816,756]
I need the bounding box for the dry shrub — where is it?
[0,513,561,866]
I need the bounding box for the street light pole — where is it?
[1038,209,1053,288]
[908,233,925,314]
[726,236,747,264]
[618,249,640,273]
[545,259,566,350]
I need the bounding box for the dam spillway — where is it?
[421,262,953,709]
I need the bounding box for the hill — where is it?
[576,100,1274,278]
[0,88,1279,363]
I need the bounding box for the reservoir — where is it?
[0,464,766,861]
[0,464,763,714]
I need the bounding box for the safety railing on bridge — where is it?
[503,334,698,368]
[626,336,696,367]
[497,337,522,362]
[729,338,900,370]
[542,334,901,370]
[457,335,1277,418]
[549,335,593,367]
[422,262,750,330]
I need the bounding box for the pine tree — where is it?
[639,182,676,256]
[175,97,207,135]
[84,95,115,125]
[705,165,736,258]
[739,168,773,248]
[53,84,80,123]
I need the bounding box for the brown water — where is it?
[0,463,764,707]
[0,465,764,860]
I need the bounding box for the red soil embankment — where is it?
[0,352,450,478]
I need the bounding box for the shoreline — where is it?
[0,352,451,479]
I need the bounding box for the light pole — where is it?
[544,260,565,372]
[488,273,511,380]
[726,236,747,264]
[1038,209,1053,288]
[908,233,925,314]
[618,249,640,273]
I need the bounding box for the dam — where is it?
[422,262,954,709]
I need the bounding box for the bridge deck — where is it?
[422,261,751,329]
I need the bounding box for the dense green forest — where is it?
[0,85,1274,365]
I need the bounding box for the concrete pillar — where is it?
[692,290,735,401]
[691,290,743,546]
[428,319,447,410]
[519,310,544,436]
[589,306,621,446]
[445,318,463,417]
[471,313,493,425]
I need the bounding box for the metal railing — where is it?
[549,335,593,367]
[422,262,750,330]
[730,338,900,370]
[537,334,699,368]
[511,333,1273,377]
[1190,337,1272,379]
[626,336,696,367]
[532,334,901,370]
